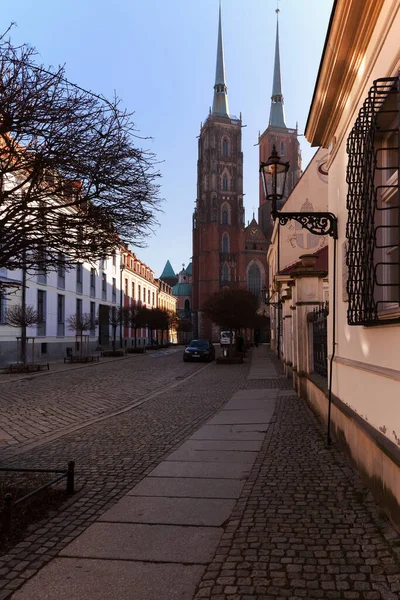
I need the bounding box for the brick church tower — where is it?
[258,9,302,245]
[192,4,245,340]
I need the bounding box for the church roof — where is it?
[185,262,192,276]
[269,10,287,129]
[280,245,328,275]
[172,282,192,296]
[244,218,266,240]
[212,1,230,118]
[160,260,177,281]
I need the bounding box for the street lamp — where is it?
[260,144,338,239]
[260,145,338,446]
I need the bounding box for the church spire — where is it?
[212,1,230,118]
[269,8,287,128]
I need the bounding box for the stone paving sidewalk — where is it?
[6,347,400,600]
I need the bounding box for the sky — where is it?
[2,0,334,278]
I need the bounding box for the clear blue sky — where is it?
[2,0,333,278]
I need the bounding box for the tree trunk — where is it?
[21,255,27,367]
[113,326,116,351]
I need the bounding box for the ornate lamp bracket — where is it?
[273,210,338,239]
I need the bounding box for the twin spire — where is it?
[211,3,287,129]
[269,9,287,128]
[212,1,230,118]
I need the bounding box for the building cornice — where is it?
[305,0,385,148]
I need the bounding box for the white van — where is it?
[220,330,235,347]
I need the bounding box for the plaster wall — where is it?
[278,147,329,272]
[326,1,400,447]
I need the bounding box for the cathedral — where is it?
[163,6,302,342]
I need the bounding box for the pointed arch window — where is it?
[221,232,230,253]
[248,263,261,297]
[222,176,229,191]
[280,141,285,156]
[222,138,229,157]
[221,264,229,282]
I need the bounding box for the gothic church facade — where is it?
[192,6,301,340]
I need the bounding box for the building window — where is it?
[90,301,96,336]
[222,176,229,191]
[346,77,400,325]
[0,291,5,324]
[90,268,96,298]
[100,257,106,270]
[184,298,191,311]
[148,290,150,305]
[132,282,135,299]
[143,287,146,302]
[76,298,82,320]
[221,206,229,225]
[138,284,141,302]
[76,263,83,294]
[222,138,229,157]
[221,232,230,253]
[248,263,261,297]
[124,278,128,296]
[280,141,285,156]
[221,264,229,282]
[152,292,155,306]
[57,255,65,290]
[102,272,107,301]
[37,290,46,337]
[57,294,65,336]
[112,278,117,303]
[112,251,117,268]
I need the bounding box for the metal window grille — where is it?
[312,306,328,379]
[346,76,400,325]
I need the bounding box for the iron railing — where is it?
[346,76,400,325]
[312,306,328,379]
[1,461,75,536]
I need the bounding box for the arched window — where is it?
[248,263,261,297]
[221,208,228,225]
[280,141,285,156]
[222,138,229,157]
[221,233,230,253]
[221,264,229,282]
[184,299,190,311]
[222,176,228,191]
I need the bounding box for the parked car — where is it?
[220,330,235,348]
[183,340,215,362]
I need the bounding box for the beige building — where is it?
[267,148,329,369]
[304,0,400,530]
[156,279,178,344]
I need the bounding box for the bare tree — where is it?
[202,289,259,357]
[0,28,161,273]
[5,303,38,366]
[106,306,129,351]
[66,312,94,358]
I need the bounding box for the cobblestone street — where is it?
[0,349,202,456]
[0,350,250,597]
[0,348,399,600]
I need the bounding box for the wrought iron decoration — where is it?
[274,211,338,239]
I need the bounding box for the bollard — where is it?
[66,460,75,495]
[2,493,13,536]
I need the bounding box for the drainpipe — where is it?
[327,236,337,445]
[119,257,125,349]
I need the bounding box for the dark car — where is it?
[183,340,215,362]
